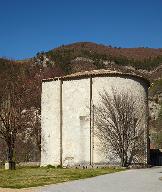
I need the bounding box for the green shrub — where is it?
[57,165,62,169]
[46,164,55,169]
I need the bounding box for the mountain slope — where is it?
[30,42,162,81]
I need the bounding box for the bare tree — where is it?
[95,89,146,167]
[0,85,23,164]
[21,108,41,152]
[0,83,41,165]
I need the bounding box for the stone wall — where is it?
[92,76,148,164]
[41,80,61,166]
[62,79,90,166]
[41,75,149,166]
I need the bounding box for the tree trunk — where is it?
[5,144,16,170]
[120,152,128,167]
[8,146,14,161]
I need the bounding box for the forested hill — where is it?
[1,42,162,81]
[48,42,162,70]
[36,42,162,80]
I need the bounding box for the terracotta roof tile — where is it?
[42,69,150,86]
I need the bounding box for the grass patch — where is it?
[0,166,124,189]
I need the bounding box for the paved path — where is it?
[39,167,162,192]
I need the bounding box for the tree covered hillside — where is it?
[45,42,162,72]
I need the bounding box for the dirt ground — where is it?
[0,188,38,192]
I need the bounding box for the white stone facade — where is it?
[41,70,150,166]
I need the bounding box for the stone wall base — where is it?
[5,161,16,170]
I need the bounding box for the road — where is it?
[39,167,162,192]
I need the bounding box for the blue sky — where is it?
[0,0,162,60]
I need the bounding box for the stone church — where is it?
[41,69,150,167]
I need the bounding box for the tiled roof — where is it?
[42,69,150,86]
